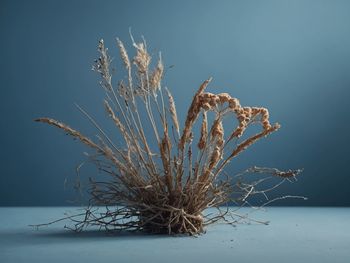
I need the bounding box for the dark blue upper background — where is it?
[1,0,349,206]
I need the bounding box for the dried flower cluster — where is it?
[35,35,303,235]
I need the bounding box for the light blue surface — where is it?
[0,207,349,262]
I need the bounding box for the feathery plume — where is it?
[149,54,164,94]
[165,87,180,137]
[133,42,151,74]
[116,38,130,70]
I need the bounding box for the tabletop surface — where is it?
[0,207,349,263]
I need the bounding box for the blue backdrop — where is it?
[1,0,349,206]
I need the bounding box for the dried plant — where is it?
[34,35,304,235]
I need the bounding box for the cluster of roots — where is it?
[139,209,204,235]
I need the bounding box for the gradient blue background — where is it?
[1,0,349,206]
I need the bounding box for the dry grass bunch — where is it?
[35,35,304,235]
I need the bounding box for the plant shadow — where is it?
[1,227,181,248]
[38,228,176,239]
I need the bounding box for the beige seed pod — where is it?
[116,38,130,70]
[201,92,215,99]
[202,102,211,111]
[198,112,208,150]
[209,146,222,169]
[165,87,180,136]
[211,119,224,147]
[218,93,231,103]
[149,56,164,93]
[133,42,151,74]
[229,98,240,109]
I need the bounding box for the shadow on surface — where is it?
[0,228,178,248]
[36,228,176,239]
